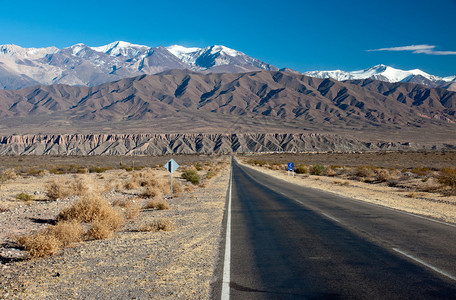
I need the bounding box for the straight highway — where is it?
[212,159,456,299]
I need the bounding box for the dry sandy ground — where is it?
[239,160,456,224]
[0,167,229,299]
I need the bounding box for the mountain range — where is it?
[0,69,455,146]
[0,41,454,91]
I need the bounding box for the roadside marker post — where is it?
[287,162,295,177]
[165,158,179,196]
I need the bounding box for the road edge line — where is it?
[221,165,233,300]
[393,248,456,281]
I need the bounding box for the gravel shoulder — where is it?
[239,160,456,224]
[1,167,230,299]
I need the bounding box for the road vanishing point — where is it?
[212,159,456,299]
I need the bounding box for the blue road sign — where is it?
[288,162,294,171]
[165,158,179,174]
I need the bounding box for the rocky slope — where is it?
[1,133,453,155]
[0,42,277,89]
[0,70,455,127]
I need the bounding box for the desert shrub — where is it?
[16,192,33,202]
[376,169,390,182]
[44,220,84,247]
[85,220,114,240]
[113,199,141,219]
[124,180,140,190]
[137,219,175,232]
[354,166,375,178]
[1,168,18,182]
[172,181,184,196]
[16,233,61,258]
[309,164,325,175]
[438,168,456,194]
[324,167,337,177]
[143,199,169,210]
[411,167,431,176]
[46,180,72,200]
[295,165,308,174]
[206,171,215,179]
[247,159,267,166]
[88,167,109,173]
[195,163,204,171]
[181,169,200,185]
[387,180,400,187]
[57,195,125,231]
[26,168,47,177]
[141,186,163,199]
[77,168,89,174]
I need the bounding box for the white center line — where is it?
[321,212,341,223]
[393,248,456,281]
[221,167,233,300]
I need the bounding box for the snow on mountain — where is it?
[90,41,149,58]
[0,44,58,59]
[303,64,450,84]
[0,41,278,89]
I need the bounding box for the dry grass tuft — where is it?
[57,195,125,232]
[137,218,175,232]
[172,180,184,196]
[85,220,114,240]
[15,192,34,202]
[376,169,390,182]
[1,168,18,182]
[141,186,163,199]
[143,199,170,210]
[113,198,142,219]
[44,220,84,247]
[16,233,61,258]
[46,180,72,200]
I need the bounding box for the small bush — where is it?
[85,220,113,240]
[16,192,33,202]
[309,164,325,175]
[355,167,375,178]
[438,168,456,195]
[44,220,84,247]
[206,171,215,179]
[181,169,200,185]
[17,233,61,258]
[88,167,109,173]
[143,199,169,210]
[376,169,390,182]
[57,195,125,231]
[295,165,308,174]
[172,181,184,196]
[195,163,204,171]
[113,199,141,220]
[324,167,337,177]
[411,167,430,176]
[1,168,18,182]
[137,219,175,232]
[141,186,163,199]
[46,180,71,200]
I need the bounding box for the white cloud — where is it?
[367,44,456,55]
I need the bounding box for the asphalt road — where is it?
[212,160,456,299]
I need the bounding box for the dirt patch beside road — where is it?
[239,160,456,224]
[1,165,229,299]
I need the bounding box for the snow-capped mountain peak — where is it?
[90,41,149,57]
[208,45,240,57]
[304,64,439,83]
[0,44,58,59]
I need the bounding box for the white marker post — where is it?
[287,162,294,177]
[165,158,179,197]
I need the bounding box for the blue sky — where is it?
[0,0,455,76]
